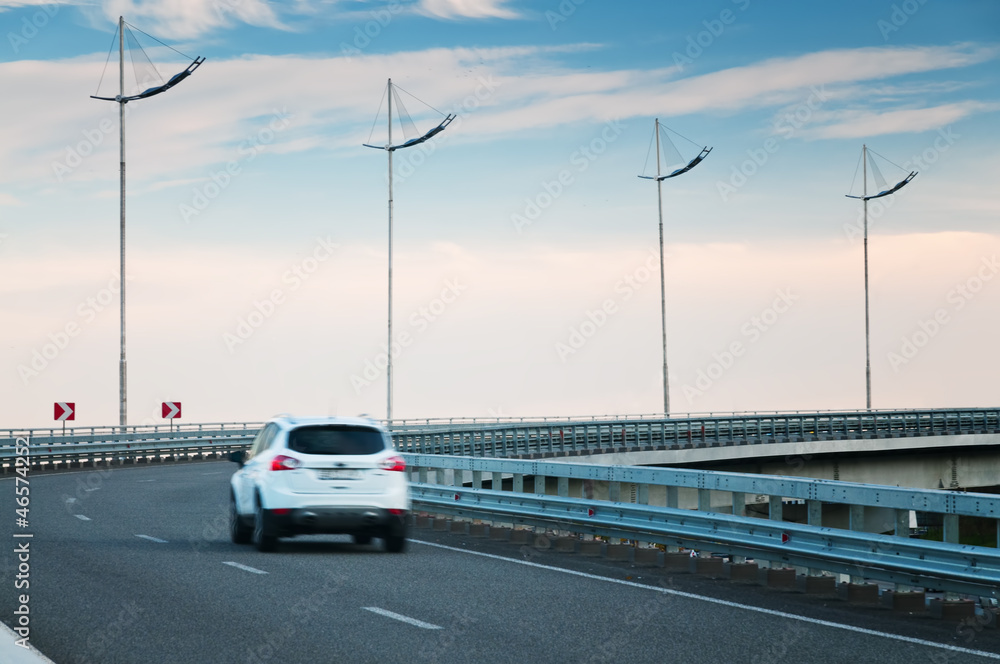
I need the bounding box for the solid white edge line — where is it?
[135,534,168,544]
[362,606,442,630]
[411,539,1000,660]
[0,620,56,663]
[73,514,91,521]
[222,561,268,575]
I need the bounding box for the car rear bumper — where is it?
[266,506,408,537]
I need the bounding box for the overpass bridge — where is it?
[4,408,999,491]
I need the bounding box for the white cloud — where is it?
[0,43,995,189]
[0,0,72,7]
[0,193,24,206]
[800,102,1000,139]
[100,0,289,39]
[418,0,519,20]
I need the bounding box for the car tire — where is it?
[253,498,278,553]
[384,525,407,553]
[353,534,373,546]
[230,493,252,544]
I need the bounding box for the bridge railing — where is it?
[1,408,997,469]
[405,454,1000,600]
[390,407,1000,457]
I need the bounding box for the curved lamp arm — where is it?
[91,56,205,103]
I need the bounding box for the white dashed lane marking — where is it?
[74,515,91,521]
[135,534,168,544]
[222,562,268,575]
[362,607,442,630]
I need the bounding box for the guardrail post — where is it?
[761,496,785,569]
[472,470,482,490]
[663,486,680,552]
[732,492,746,563]
[892,508,917,593]
[609,482,621,503]
[768,496,783,521]
[806,500,822,576]
[637,483,649,505]
[535,474,546,496]
[942,514,959,544]
[848,504,865,583]
[513,473,524,493]
[492,471,503,492]
[557,476,569,498]
[698,489,711,512]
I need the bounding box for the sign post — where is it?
[54,402,75,434]
[162,402,181,432]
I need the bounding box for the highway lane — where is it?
[1,462,998,663]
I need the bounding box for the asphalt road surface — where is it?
[1,462,998,663]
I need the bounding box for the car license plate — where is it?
[318,469,360,480]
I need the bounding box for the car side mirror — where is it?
[228,450,246,467]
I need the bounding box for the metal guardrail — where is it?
[403,454,1000,520]
[388,406,991,427]
[405,455,1000,599]
[0,421,263,440]
[1,408,998,470]
[391,408,1000,457]
[0,428,256,471]
[412,485,1000,598]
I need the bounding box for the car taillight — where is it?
[270,455,300,471]
[379,455,406,472]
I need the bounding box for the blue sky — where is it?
[2,0,998,428]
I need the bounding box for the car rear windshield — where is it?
[287,425,387,456]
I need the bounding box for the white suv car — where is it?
[229,416,409,553]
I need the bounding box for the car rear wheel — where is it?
[230,493,251,544]
[253,499,278,553]
[384,525,407,553]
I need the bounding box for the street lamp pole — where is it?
[363,79,455,423]
[117,16,127,428]
[91,17,204,428]
[654,118,669,415]
[638,120,712,416]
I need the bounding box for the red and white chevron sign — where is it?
[54,402,75,421]
[162,402,182,419]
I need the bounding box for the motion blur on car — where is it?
[228,416,410,553]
